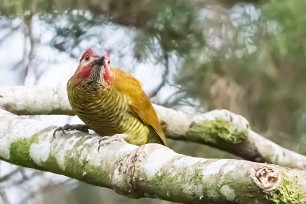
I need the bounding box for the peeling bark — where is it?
[0,109,305,204]
[0,86,306,170]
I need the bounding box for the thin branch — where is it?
[0,25,21,47]
[8,171,43,188]
[22,12,35,84]
[20,178,71,204]
[149,52,170,98]
[0,86,305,170]
[0,109,305,203]
[0,168,19,182]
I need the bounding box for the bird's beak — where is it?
[93,56,105,67]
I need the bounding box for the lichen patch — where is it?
[222,163,236,174]
[0,130,9,160]
[203,160,228,176]
[144,148,176,177]
[29,132,52,165]
[172,157,203,167]
[220,185,236,201]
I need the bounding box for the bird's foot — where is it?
[98,134,127,151]
[53,124,89,137]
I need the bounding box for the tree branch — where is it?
[0,109,305,203]
[0,86,306,170]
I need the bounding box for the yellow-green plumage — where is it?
[67,66,167,146]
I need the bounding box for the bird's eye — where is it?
[108,59,110,64]
[84,54,90,61]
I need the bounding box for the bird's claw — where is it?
[53,126,65,137]
[98,134,127,151]
[53,124,89,137]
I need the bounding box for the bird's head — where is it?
[75,48,113,86]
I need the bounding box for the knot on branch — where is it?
[120,145,146,198]
[250,165,281,192]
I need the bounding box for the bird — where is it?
[55,47,167,146]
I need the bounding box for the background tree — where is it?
[1,0,306,203]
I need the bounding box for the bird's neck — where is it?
[103,65,113,85]
[74,64,111,87]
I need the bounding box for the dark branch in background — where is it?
[0,168,20,183]
[86,0,155,28]
[161,84,198,109]
[20,178,71,204]
[0,20,24,75]
[0,24,20,47]
[0,167,44,204]
[22,12,34,84]
[0,14,62,204]
[149,51,170,98]
[0,16,39,204]
[0,0,261,32]
[7,171,43,188]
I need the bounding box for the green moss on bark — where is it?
[9,134,64,173]
[62,136,109,187]
[10,135,39,168]
[148,167,210,202]
[43,155,63,174]
[187,119,248,145]
[150,171,187,201]
[265,175,305,204]
[9,134,109,187]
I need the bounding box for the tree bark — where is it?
[0,86,306,170]
[0,108,305,204]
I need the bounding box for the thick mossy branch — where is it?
[1,86,306,170]
[187,119,248,145]
[1,109,306,203]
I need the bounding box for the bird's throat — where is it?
[75,64,113,86]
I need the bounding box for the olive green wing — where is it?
[113,68,167,146]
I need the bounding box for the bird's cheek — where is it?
[102,69,113,85]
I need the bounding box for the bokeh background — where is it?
[1,0,306,203]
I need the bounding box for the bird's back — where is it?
[112,68,167,145]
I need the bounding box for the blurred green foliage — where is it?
[1,0,306,203]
